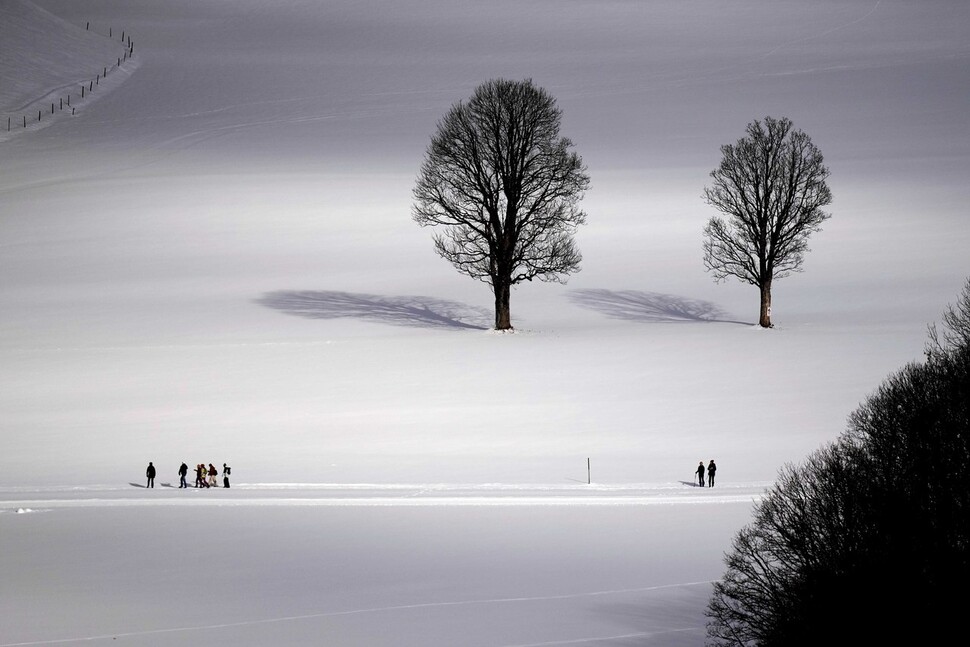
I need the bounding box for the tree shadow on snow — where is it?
[256,290,491,331]
[568,289,748,325]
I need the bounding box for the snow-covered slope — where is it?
[1,0,968,488]
[0,0,135,139]
[2,2,968,645]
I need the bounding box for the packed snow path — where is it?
[1,481,770,510]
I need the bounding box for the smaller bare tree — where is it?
[703,117,832,328]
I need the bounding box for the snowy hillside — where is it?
[0,0,136,139]
[2,1,968,645]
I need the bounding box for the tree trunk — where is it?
[494,279,512,330]
[759,281,773,328]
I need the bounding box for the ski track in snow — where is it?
[0,482,769,510]
[0,581,713,647]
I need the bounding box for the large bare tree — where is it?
[413,79,590,330]
[703,116,832,328]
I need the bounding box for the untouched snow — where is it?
[2,0,969,645]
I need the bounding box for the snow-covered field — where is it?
[2,1,968,644]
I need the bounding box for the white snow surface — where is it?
[1,0,968,645]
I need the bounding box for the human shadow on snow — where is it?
[257,290,491,330]
[568,289,748,325]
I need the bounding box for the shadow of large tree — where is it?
[568,289,746,324]
[256,290,491,330]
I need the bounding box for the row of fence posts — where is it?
[4,23,134,132]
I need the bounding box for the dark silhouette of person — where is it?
[146,462,156,488]
[696,461,705,487]
[178,462,188,488]
[223,463,231,488]
[194,463,204,488]
[707,460,717,487]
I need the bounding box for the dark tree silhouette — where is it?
[413,79,590,330]
[706,278,970,646]
[703,117,832,328]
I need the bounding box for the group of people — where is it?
[144,462,231,488]
[695,459,716,487]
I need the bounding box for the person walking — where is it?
[707,460,717,487]
[696,461,705,487]
[208,463,218,488]
[146,462,156,488]
[195,463,204,488]
[222,463,231,488]
[178,462,188,488]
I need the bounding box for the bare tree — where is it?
[413,79,590,330]
[706,281,970,646]
[927,277,970,359]
[702,117,832,328]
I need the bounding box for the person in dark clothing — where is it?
[707,460,717,487]
[178,462,188,488]
[696,461,705,487]
[194,463,204,488]
[146,462,156,488]
[223,463,231,488]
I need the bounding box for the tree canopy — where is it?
[413,79,589,330]
[706,278,970,645]
[703,117,832,327]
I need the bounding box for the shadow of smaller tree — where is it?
[568,289,745,324]
[256,290,491,330]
